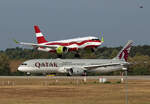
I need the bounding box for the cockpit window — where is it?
[21,63,27,65]
[92,39,99,41]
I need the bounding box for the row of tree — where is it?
[0,45,150,75]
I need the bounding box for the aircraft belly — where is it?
[20,67,59,74]
[37,47,53,52]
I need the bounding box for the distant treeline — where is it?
[0,45,150,76]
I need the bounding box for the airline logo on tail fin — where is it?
[114,40,133,62]
[34,25,48,44]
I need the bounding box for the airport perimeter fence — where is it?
[0,76,126,86]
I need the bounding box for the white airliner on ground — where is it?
[18,40,133,76]
[14,25,104,57]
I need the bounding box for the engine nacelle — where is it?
[66,67,85,76]
[56,46,68,54]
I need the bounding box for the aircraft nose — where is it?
[18,66,23,71]
[18,66,26,72]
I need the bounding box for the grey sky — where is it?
[0,0,150,50]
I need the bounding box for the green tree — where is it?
[110,49,118,58]
[0,53,10,75]
[128,54,150,75]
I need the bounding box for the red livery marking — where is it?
[49,50,56,53]
[34,25,41,33]
[45,40,101,46]
[68,48,78,51]
[37,37,48,44]
[35,62,58,68]
[85,45,99,48]
[119,43,132,61]
[35,62,40,68]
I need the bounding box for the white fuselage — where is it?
[37,36,102,52]
[18,59,128,75]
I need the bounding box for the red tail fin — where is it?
[34,25,48,44]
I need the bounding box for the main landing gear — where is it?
[75,53,81,58]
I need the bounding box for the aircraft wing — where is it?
[14,40,57,49]
[83,63,122,70]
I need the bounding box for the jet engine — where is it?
[56,46,68,54]
[66,67,85,76]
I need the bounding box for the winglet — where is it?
[13,39,20,44]
[100,32,104,42]
[101,36,104,42]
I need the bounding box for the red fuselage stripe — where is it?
[37,37,48,44]
[45,40,101,46]
[34,25,41,33]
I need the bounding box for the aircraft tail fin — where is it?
[34,25,48,44]
[113,40,133,62]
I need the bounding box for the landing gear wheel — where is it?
[82,70,87,76]
[91,47,97,53]
[67,68,73,76]
[27,72,30,75]
[57,54,62,58]
[75,53,80,58]
[91,48,95,53]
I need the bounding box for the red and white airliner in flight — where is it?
[14,25,104,57]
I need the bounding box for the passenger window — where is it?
[92,39,99,41]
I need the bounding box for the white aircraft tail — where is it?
[113,40,133,62]
[34,25,48,44]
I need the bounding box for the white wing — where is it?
[83,63,122,70]
[14,40,57,49]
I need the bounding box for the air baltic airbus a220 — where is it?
[14,25,104,57]
[18,40,133,76]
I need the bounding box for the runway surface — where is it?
[0,76,150,80]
